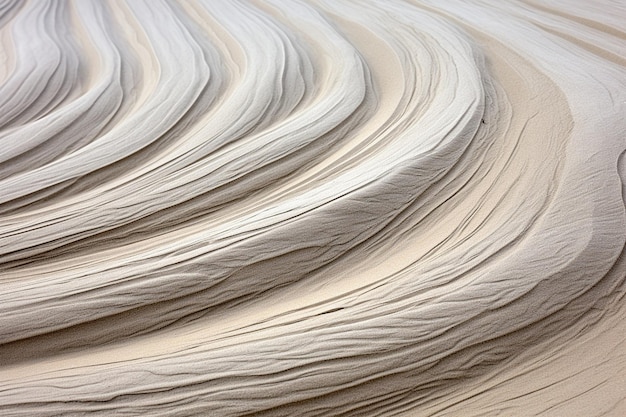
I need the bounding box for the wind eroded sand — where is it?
[0,1,625,415]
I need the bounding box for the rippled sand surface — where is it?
[0,1,625,416]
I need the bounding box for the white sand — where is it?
[0,0,624,415]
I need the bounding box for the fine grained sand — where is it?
[0,1,624,415]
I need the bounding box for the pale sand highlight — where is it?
[0,0,624,416]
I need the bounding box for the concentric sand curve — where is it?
[0,1,624,416]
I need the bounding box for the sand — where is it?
[0,0,624,415]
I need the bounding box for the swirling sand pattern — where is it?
[0,0,625,415]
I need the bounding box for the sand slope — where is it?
[0,0,624,415]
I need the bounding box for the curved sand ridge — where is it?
[0,1,625,415]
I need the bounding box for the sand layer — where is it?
[0,0,625,416]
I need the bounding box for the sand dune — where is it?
[0,1,625,415]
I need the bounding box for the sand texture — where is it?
[0,0,625,416]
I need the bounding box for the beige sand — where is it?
[0,0,624,415]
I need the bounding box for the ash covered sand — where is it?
[0,0,625,416]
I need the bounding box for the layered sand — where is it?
[0,1,624,415]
